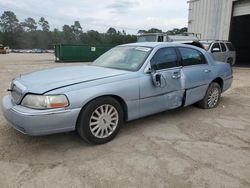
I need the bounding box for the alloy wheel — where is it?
[207,88,219,108]
[89,104,119,138]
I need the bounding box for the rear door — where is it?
[178,47,212,106]
[219,42,227,62]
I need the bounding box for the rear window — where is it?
[178,47,207,66]
[226,43,235,51]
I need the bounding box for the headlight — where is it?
[21,94,69,109]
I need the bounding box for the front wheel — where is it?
[197,82,221,109]
[76,97,124,144]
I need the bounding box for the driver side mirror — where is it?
[146,64,162,87]
[212,48,220,53]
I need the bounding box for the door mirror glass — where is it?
[212,48,220,53]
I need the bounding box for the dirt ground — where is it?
[0,53,250,188]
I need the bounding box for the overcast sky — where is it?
[0,0,188,34]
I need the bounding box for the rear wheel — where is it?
[77,97,123,144]
[227,57,233,66]
[197,82,221,109]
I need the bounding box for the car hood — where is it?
[15,65,128,94]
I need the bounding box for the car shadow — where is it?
[0,99,231,164]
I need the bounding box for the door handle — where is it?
[204,69,211,73]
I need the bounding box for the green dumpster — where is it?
[54,44,115,62]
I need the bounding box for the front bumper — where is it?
[1,95,81,135]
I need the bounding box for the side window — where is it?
[211,43,221,52]
[151,47,178,70]
[178,47,207,66]
[220,43,227,52]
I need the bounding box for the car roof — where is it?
[137,33,165,36]
[119,42,208,54]
[120,42,205,50]
[200,40,231,43]
[120,42,186,48]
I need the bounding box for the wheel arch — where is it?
[212,77,224,90]
[77,94,128,124]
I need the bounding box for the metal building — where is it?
[188,0,250,64]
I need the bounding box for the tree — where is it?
[147,28,162,33]
[166,27,187,35]
[107,27,117,35]
[137,28,162,34]
[62,24,74,43]
[0,11,22,47]
[0,11,20,32]
[0,10,137,48]
[38,17,50,31]
[137,30,147,34]
[0,32,3,43]
[51,28,62,44]
[122,29,126,35]
[71,21,82,41]
[22,17,37,31]
[71,21,82,32]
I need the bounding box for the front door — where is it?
[211,42,223,62]
[139,47,184,117]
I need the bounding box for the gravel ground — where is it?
[0,53,250,188]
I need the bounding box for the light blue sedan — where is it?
[1,42,233,144]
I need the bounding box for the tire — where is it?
[76,97,124,144]
[197,82,221,109]
[227,57,233,66]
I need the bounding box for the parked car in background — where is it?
[162,40,236,66]
[32,48,43,53]
[0,44,9,54]
[4,46,10,53]
[200,40,236,65]
[2,42,233,144]
[47,49,54,53]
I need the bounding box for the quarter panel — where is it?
[184,85,208,106]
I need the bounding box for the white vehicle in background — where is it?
[137,33,198,42]
[137,34,236,66]
[200,40,236,65]
[4,46,10,53]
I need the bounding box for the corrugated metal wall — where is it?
[233,0,250,16]
[188,0,236,40]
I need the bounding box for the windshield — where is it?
[92,46,152,71]
[137,35,157,42]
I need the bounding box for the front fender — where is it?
[47,76,140,121]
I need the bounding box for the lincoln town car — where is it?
[1,42,233,144]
